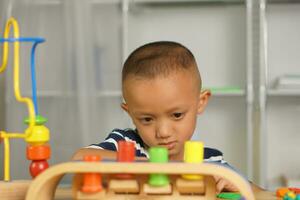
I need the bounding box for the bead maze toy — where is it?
[0,17,51,182]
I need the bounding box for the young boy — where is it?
[73,41,255,193]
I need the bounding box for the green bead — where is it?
[148,147,169,186]
[24,115,47,125]
[217,192,242,199]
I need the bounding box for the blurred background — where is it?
[0,0,299,190]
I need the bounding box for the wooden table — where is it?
[0,180,278,200]
[54,187,277,199]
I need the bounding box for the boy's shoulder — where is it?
[107,128,144,144]
[203,147,224,163]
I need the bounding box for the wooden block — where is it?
[77,190,106,200]
[176,178,205,194]
[0,180,31,200]
[109,179,139,194]
[143,183,172,194]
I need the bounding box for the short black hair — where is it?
[122,41,201,89]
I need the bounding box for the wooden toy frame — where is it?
[26,161,255,200]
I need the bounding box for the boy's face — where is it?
[122,71,210,161]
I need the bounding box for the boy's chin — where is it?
[168,150,183,161]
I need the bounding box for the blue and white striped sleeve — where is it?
[87,129,126,151]
[204,147,227,164]
[86,128,149,158]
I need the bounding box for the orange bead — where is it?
[26,144,51,160]
[276,187,290,197]
[81,155,102,193]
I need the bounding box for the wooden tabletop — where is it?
[0,180,277,200]
[54,187,278,200]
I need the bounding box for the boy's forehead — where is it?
[123,69,198,86]
[122,71,200,103]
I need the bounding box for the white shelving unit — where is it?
[258,0,300,189]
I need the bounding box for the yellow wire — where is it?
[0,17,36,181]
[3,136,10,181]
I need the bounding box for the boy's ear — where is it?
[121,102,129,113]
[197,90,211,114]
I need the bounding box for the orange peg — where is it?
[276,187,290,197]
[81,155,103,193]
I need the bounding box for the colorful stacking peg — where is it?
[148,147,169,186]
[182,141,204,180]
[115,141,135,179]
[284,191,296,200]
[117,141,135,162]
[277,188,291,198]
[81,155,103,193]
[217,192,242,200]
[289,188,300,195]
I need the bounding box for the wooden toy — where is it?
[24,161,255,200]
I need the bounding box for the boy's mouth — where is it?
[158,141,176,150]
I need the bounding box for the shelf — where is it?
[31,0,121,5]
[131,0,245,5]
[14,89,245,98]
[267,0,300,4]
[267,89,300,97]
[13,91,123,98]
[204,87,246,97]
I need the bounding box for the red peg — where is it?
[115,141,135,179]
[117,141,135,162]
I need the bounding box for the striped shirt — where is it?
[88,128,227,164]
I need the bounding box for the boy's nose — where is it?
[156,123,172,139]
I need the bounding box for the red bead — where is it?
[29,160,49,178]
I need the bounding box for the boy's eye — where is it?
[173,112,184,119]
[140,117,153,124]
